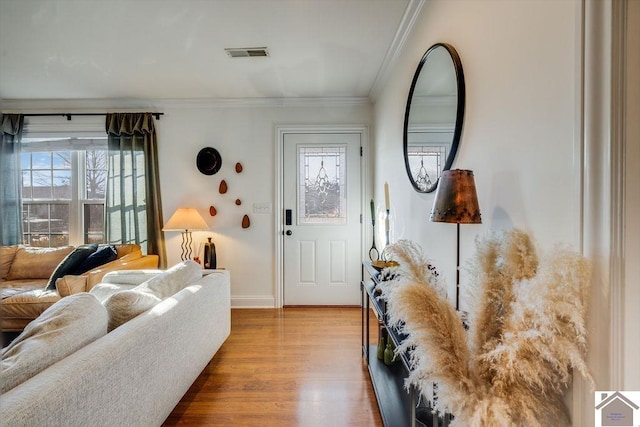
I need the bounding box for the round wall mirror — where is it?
[403,43,465,193]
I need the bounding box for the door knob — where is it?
[285,230,293,236]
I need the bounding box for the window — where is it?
[406,129,452,192]
[297,145,347,225]
[20,117,107,247]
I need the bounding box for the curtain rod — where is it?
[21,112,164,120]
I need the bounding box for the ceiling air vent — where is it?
[225,47,269,58]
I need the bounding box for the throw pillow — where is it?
[70,245,118,275]
[89,283,138,304]
[136,259,202,299]
[6,246,74,280]
[101,260,201,330]
[56,275,89,297]
[0,293,108,393]
[103,290,161,332]
[45,244,98,290]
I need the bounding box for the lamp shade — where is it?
[163,208,209,231]
[430,169,481,224]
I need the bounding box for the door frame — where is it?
[274,125,370,308]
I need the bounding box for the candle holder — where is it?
[369,219,380,262]
[385,208,390,247]
[369,199,380,261]
[383,182,391,258]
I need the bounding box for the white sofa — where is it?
[0,269,230,427]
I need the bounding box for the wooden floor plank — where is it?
[164,307,383,426]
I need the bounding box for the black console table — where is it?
[361,262,451,427]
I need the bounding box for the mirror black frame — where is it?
[403,42,465,193]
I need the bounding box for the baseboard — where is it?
[231,295,275,308]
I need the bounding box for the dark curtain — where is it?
[105,113,166,268]
[0,114,24,245]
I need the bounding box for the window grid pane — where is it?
[20,147,105,247]
[85,150,107,200]
[22,151,72,201]
[22,203,70,247]
[83,203,105,244]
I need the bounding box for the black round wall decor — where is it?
[196,147,222,175]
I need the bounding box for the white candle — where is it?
[384,182,390,211]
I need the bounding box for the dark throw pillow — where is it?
[70,245,118,275]
[45,244,99,290]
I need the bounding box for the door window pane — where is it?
[406,145,447,192]
[298,146,346,224]
[406,130,451,192]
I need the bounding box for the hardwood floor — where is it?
[164,307,383,426]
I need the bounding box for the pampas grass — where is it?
[379,229,593,427]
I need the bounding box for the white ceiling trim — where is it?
[0,96,371,113]
[368,0,425,102]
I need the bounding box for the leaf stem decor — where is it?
[379,229,593,426]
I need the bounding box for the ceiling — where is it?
[0,0,417,101]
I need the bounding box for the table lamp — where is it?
[430,169,481,310]
[163,208,209,261]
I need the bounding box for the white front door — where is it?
[282,132,362,305]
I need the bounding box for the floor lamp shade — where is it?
[430,170,481,224]
[430,170,481,310]
[163,208,209,261]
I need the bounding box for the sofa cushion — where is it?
[0,293,108,393]
[104,290,161,331]
[0,289,61,321]
[45,244,99,290]
[89,282,137,304]
[6,246,74,280]
[55,275,89,297]
[0,245,19,280]
[101,270,162,286]
[102,260,202,331]
[0,279,48,300]
[136,260,202,299]
[70,245,118,275]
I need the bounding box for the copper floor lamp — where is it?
[430,169,481,310]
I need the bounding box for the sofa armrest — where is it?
[86,255,160,290]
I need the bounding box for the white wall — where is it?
[373,0,590,424]
[157,100,371,307]
[373,0,581,306]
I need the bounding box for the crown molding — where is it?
[368,0,425,102]
[0,96,371,113]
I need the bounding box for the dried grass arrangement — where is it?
[379,229,593,427]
